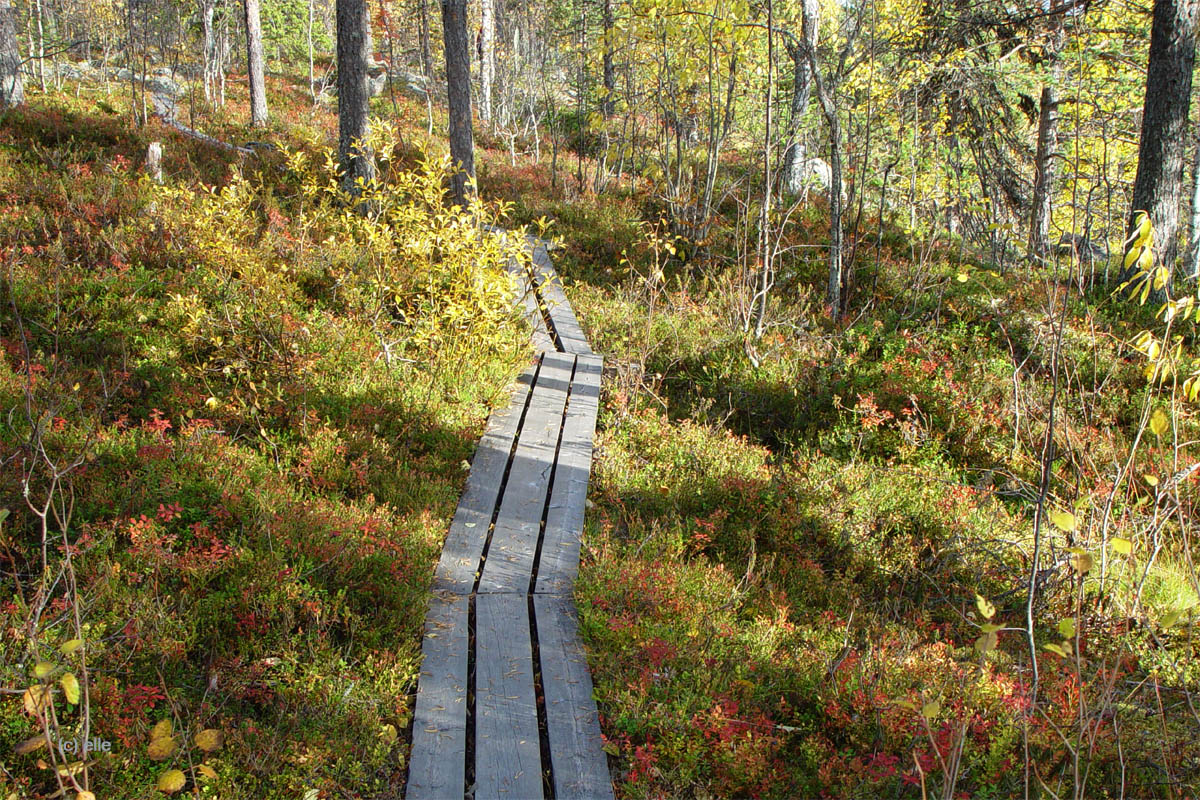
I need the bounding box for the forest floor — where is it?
[1,73,1198,799]
[482,118,1200,799]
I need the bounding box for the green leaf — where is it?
[1057,618,1076,639]
[1044,642,1069,658]
[979,623,1003,634]
[920,700,940,720]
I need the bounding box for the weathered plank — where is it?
[434,361,538,595]
[407,592,470,799]
[533,594,614,799]
[529,244,593,355]
[508,256,555,353]
[475,593,544,800]
[535,353,603,596]
[477,352,575,594]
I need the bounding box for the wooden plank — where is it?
[529,244,592,355]
[477,352,575,594]
[533,594,614,800]
[535,354,602,596]
[508,257,555,353]
[407,592,470,799]
[434,361,538,595]
[475,593,544,800]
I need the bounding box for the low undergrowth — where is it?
[0,92,529,798]
[508,165,1200,797]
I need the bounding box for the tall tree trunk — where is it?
[601,0,615,117]
[442,0,474,206]
[1029,11,1064,259]
[337,0,374,194]
[1028,82,1060,259]
[201,0,216,103]
[1183,133,1200,278]
[418,0,433,80]
[801,6,845,316]
[0,0,24,108]
[244,0,268,126]
[781,0,818,196]
[1128,0,1199,282]
[479,0,494,121]
[752,0,775,340]
[34,0,45,93]
[307,0,315,101]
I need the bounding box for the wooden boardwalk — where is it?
[407,238,613,800]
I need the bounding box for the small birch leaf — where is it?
[156,769,186,794]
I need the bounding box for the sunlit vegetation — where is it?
[1,0,1200,794]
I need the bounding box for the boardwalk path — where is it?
[406,237,613,800]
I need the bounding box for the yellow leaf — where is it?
[1057,618,1076,638]
[147,736,177,761]
[22,685,50,716]
[1044,642,1069,657]
[1048,508,1076,532]
[33,662,55,680]
[148,722,178,761]
[156,769,187,794]
[1110,537,1133,556]
[196,764,218,780]
[1138,247,1154,275]
[1069,550,1093,575]
[59,639,83,655]
[1144,474,1159,487]
[1149,408,1169,438]
[956,272,969,282]
[77,792,96,800]
[193,729,224,753]
[975,631,998,654]
[920,700,940,720]
[60,672,80,705]
[975,593,995,619]
[205,396,220,409]
[1123,244,1141,271]
[1153,266,1168,290]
